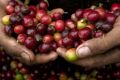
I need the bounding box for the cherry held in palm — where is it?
[22,16,34,27]
[25,37,36,49]
[78,27,92,40]
[14,25,24,34]
[40,14,52,25]
[55,20,65,32]
[17,34,27,44]
[43,35,53,44]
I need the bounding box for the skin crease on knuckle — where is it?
[80,16,120,56]
[76,48,120,68]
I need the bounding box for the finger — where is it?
[17,57,31,65]
[76,16,120,58]
[0,0,9,8]
[56,47,67,59]
[35,51,58,64]
[2,37,35,64]
[74,47,120,68]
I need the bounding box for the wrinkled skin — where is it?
[57,16,120,68]
[1,0,120,68]
[0,0,58,65]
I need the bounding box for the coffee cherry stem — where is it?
[99,3,103,7]
[80,18,88,23]
[90,3,103,10]
[64,12,68,14]
[24,0,30,5]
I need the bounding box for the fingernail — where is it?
[21,52,30,62]
[76,47,91,58]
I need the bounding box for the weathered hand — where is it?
[0,0,58,65]
[0,34,58,65]
[57,16,120,68]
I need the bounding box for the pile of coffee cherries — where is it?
[2,0,120,61]
[1,0,120,80]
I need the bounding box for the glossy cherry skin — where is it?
[43,35,53,44]
[78,27,92,40]
[87,10,100,22]
[38,43,51,53]
[14,25,24,34]
[17,34,27,44]
[75,9,83,20]
[6,5,15,14]
[24,37,36,49]
[55,20,65,32]
[22,16,34,27]
[40,14,52,25]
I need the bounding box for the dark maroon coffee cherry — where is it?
[17,34,27,44]
[87,10,100,22]
[75,9,83,20]
[26,28,36,36]
[47,25,55,34]
[22,15,34,27]
[4,25,13,36]
[21,6,30,15]
[62,29,69,38]
[39,43,51,53]
[69,29,78,39]
[52,12,62,20]
[8,0,18,7]
[40,14,52,25]
[105,13,116,24]
[36,23,46,35]
[25,37,36,49]
[51,42,58,50]
[78,27,92,40]
[100,22,113,33]
[39,1,48,10]
[57,39,64,47]
[113,9,120,17]
[29,6,37,17]
[65,19,76,29]
[74,41,81,48]
[83,9,93,18]
[62,36,73,47]
[94,30,104,38]
[43,35,53,44]
[10,13,21,24]
[95,21,104,29]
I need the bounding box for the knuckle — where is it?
[85,37,106,54]
[94,36,108,53]
[79,59,95,68]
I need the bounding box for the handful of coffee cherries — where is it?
[2,0,120,62]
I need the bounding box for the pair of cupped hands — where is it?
[1,0,120,68]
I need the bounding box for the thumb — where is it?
[76,16,120,58]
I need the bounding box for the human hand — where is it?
[0,34,58,65]
[57,16,120,68]
[0,0,58,65]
